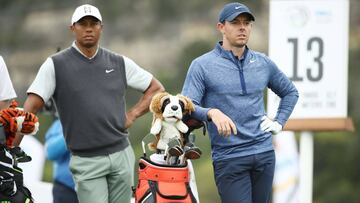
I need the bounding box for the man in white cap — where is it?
[15,4,165,203]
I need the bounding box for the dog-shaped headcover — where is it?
[149,92,195,152]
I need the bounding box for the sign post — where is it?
[268,0,353,202]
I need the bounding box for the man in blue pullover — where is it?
[182,2,298,203]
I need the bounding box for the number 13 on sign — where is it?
[267,0,349,119]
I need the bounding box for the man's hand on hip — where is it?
[207,109,237,137]
[125,111,137,129]
[260,116,282,135]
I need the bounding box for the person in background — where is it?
[44,99,78,203]
[15,4,164,203]
[0,55,17,110]
[181,2,299,203]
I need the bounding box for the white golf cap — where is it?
[71,4,102,25]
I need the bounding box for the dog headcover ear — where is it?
[177,95,195,115]
[150,92,169,115]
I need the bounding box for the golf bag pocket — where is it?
[135,157,197,203]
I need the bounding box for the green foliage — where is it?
[348,47,360,124]
[177,40,214,73]
[313,132,360,203]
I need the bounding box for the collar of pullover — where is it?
[72,41,99,60]
[214,41,249,63]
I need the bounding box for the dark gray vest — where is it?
[52,47,128,157]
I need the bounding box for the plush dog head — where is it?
[148,92,195,153]
[150,92,195,123]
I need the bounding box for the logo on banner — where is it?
[287,6,309,28]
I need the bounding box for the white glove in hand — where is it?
[260,116,282,135]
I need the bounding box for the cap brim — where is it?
[226,12,255,22]
[72,15,101,24]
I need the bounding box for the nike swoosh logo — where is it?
[249,59,256,63]
[105,69,114,73]
[235,6,242,9]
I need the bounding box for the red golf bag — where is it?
[134,157,197,203]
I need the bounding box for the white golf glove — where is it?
[260,116,282,135]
